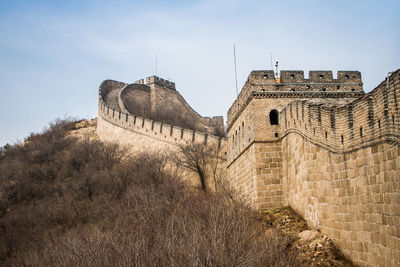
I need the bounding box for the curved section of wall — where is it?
[118,83,150,116]
[100,80,127,111]
[147,83,224,134]
[98,80,227,156]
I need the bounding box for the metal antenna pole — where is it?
[270,52,273,70]
[234,44,238,96]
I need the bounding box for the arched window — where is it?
[270,110,279,125]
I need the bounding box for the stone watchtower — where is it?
[227,69,400,266]
[226,70,364,208]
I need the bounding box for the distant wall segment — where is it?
[97,79,227,155]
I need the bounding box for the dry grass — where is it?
[0,119,298,266]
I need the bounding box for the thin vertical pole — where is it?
[234,44,238,96]
[155,56,158,76]
[270,52,273,70]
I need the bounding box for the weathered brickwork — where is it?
[283,133,400,266]
[227,69,400,266]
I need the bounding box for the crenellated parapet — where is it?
[227,70,364,130]
[227,69,399,164]
[250,70,362,87]
[146,75,176,90]
[280,69,399,153]
[97,78,227,156]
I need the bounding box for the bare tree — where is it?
[173,143,219,191]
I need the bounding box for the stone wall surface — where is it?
[281,70,400,266]
[283,133,400,266]
[226,69,400,266]
[115,77,224,135]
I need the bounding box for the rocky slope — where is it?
[262,207,354,266]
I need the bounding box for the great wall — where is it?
[97,69,400,266]
[97,77,226,153]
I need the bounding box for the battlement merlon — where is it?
[135,79,144,84]
[247,70,362,86]
[145,76,176,90]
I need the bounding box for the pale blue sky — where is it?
[1,0,399,145]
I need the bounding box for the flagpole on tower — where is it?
[155,56,158,76]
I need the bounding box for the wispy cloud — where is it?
[0,0,399,145]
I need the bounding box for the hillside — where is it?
[0,119,352,266]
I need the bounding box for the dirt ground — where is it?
[68,118,99,140]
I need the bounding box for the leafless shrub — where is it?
[172,142,230,194]
[172,143,216,191]
[0,119,299,266]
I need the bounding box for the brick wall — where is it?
[283,133,399,266]
[226,69,400,266]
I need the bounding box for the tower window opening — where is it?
[341,135,344,144]
[291,74,295,79]
[306,85,311,89]
[319,74,324,79]
[360,127,363,137]
[291,88,295,92]
[378,120,381,128]
[337,85,341,90]
[345,74,349,79]
[351,88,355,91]
[322,88,326,92]
[263,74,268,79]
[269,110,279,125]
